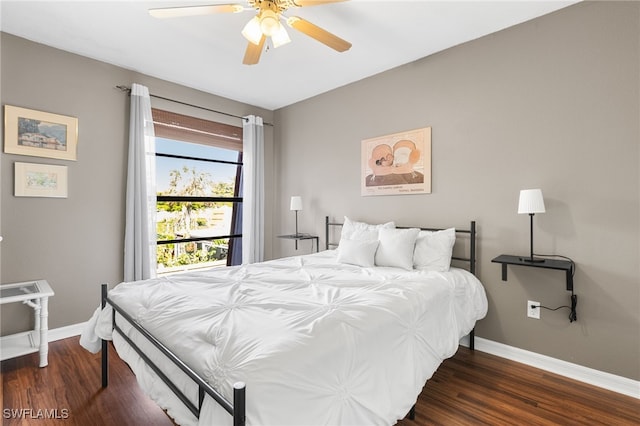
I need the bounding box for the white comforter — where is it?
[82,251,487,426]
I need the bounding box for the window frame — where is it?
[152,108,243,269]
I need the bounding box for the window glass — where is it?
[156,139,239,196]
[152,110,242,275]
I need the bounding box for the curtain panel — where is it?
[124,84,157,281]
[242,115,264,264]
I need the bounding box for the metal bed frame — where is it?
[100,216,478,425]
[100,285,246,425]
[325,216,476,274]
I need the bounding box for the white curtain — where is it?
[242,115,264,264]
[124,83,157,281]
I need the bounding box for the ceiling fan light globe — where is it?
[241,16,263,45]
[271,25,291,48]
[259,10,280,36]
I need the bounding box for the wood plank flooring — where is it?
[2,337,639,425]
[397,348,640,426]
[2,338,175,426]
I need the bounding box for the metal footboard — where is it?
[100,283,246,426]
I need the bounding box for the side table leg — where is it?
[38,297,49,367]
[33,299,41,332]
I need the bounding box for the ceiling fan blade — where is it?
[287,16,351,52]
[149,4,244,19]
[243,34,267,65]
[292,0,349,6]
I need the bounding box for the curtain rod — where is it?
[115,85,273,127]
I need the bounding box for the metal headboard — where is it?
[324,216,477,275]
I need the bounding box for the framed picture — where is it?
[14,162,68,198]
[4,105,78,161]
[361,127,431,196]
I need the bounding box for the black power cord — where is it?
[534,253,576,278]
[536,293,577,322]
[530,253,577,323]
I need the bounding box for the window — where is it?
[152,109,243,274]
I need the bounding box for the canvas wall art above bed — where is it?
[81,216,487,426]
[361,127,431,196]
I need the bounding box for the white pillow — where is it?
[337,239,379,267]
[375,227,420,270]
[413,228,456,272]
[339,217,395,244]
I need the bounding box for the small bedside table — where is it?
[491,254,574,291]
[278,233,319,252]
[0,280,54,367]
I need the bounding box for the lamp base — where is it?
[519,256,546,263]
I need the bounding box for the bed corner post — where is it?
[233,381,246,426]
[470,220,476,276]
[325,216,330,251]
[470,221,477,351]
[101,283,108,388]
[470,328,475,351]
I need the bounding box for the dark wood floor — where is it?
[2,338,175,426]
[398,349,640,426]
[2,337,639,425]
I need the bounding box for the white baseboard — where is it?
[0,322,87,362]
[461,335,639,399]
[0,322,86,344]
[47,321,87,342]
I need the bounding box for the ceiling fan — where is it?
[149,0,352,65]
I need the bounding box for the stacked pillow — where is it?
[337,217,394,267]
[413,228,456,271]
[375,227,420,270]
[337,216,455,271]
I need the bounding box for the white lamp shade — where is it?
[241,16,263,45]
[271,24,291,48]
[518,189,546,214]
[290,196,302,211]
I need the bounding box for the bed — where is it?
[81,216,487,426]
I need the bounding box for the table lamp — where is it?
[518,189,545,263]
[290,196,302,236]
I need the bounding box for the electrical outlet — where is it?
[527,300,540,319]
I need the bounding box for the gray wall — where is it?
[274,2,639,380]
[1,1,638,383]
[0,33,274,335]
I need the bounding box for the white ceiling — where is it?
[1,0,578,110]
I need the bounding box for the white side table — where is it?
[0,280,54,367]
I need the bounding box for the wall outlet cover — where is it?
[528,300,540,319]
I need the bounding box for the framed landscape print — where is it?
[361,127,431,196]
[4,105,78,161]
[14,162,68,198]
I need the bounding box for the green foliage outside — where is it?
[156,166,235,271]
